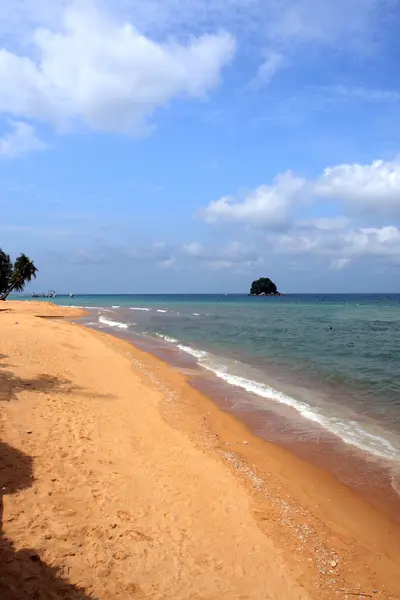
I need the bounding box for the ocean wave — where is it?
[174,343,400,463]
[155,333,178,343]
[60,305,101,309]
[59,304,81,308]
[177,344,208,360]
[130,307,151,311]
[98,316,129,329]
[212,370,400,462]
[157,309,167,313]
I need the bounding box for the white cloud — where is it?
[199,157,400,229]
[315,159,400,216]
[330,258,349,270]
[158,257,176,269]
[199,172,306,228]
[0,0,392,106]
[208,257,261,270]
[264,0,392,52]
[183,224,400,271]
[252,50,284,87]
[182,242,206,257]
[153,241,167,250]
[113,0,391,49]
[273,225,400,268]
[344,226,400,258]
[115,0,394,87]
[300,216,350,231]
[0,120,47,158]
[314,85,400,104]
[198,156,400,272]
[181,240,261,270]
[207,260,239,270]
[0,3,235,134]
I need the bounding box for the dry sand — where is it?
[1,301,400,600]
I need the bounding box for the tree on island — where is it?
[0,250,38,300]
[249,277,278,296]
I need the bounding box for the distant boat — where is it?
[31,290,56,298]
[69,293,74,298]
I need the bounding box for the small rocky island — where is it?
[249,277,281,296]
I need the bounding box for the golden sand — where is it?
[1,301,400,599]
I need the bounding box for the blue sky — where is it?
[1,0,400,293]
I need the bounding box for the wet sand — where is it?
[101,327,400,525]
[1,301,400,600]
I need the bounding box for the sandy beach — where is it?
[1,301,400,600]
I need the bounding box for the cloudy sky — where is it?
[1,0,399,293]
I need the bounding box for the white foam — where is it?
[175,344,400,463]
[193,313,200,316]
[155,333,178,343]
[177,344,208,360]
[130,307,151,311]
[98,316,129,329]
[391,470,400,496]
[157,309,167,313]
[112,305,120,308]
[59,304,81,308]
[212,370,399,461]
[61,305,103,310]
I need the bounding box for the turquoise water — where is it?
[27,294,400,467]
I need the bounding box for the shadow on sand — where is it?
[0,440,98,600]
[0,352,98,598]
[0,352,115,403]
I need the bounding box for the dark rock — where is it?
[249,277,280,296]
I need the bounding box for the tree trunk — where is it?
[0,278,24,301]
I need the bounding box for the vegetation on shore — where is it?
[0,250,38,300]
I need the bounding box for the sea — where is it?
[26,293,400,516]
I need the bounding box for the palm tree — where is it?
[0,249,12,296]
[0,253,38,300]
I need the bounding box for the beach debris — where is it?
[242,441,249,445]
[330,559,338,568]
[26,430,33,434]
[339,590,373,598]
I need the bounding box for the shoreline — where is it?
[82,312,400,525]
[1,301,400,599]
